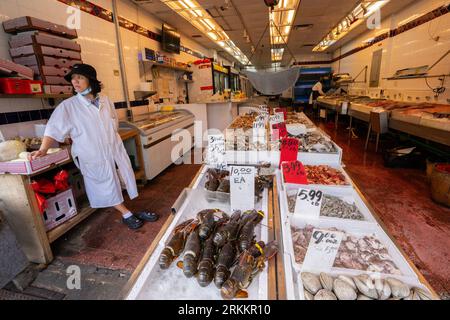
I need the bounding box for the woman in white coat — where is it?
[30,64,158,229]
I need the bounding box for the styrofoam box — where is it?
[281,183,378,225]
[42,188,77,231]
[284,216,417,279]
[126,187,270,300]
[280,162,354,191]
[294,268,435,300]
[0,148,70,175]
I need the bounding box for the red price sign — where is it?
[275,108,287,121]
[279,137,298,168]
[271,122,287,140]
[282,160,308,184]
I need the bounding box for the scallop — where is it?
[301,272,322,295]
[333,278,357,300]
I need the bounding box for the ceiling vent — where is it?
[293,24,313,31]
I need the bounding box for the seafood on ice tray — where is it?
[291,225,401,275]
[287,192,365,220]
[271,132,337,154]
[301,272,435,300]
[158,209,278,300]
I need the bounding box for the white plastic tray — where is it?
[295,268,433,300]
[281,183,378,225]
[126,187,270,300]
[284,216,417,279]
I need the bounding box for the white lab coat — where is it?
[44,93,138,208]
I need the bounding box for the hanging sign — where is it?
[282,160,308,185]
[294,188,323,219]
[279,137,298,168]
[303,229,344,272]
[230,166,255,212]
[207,134,227,170]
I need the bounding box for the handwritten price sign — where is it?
[274,108,287,121]
[282,160,308,184]
[207,134,226,170]
[303,229,344,272]
[230,166,255,212]
[294,188,323,218]
[279,137,298,168]
[271,122,287,140]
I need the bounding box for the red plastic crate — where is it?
[0,78,43,94]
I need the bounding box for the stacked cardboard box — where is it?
[3,16,82,95]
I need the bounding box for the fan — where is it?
[264,0,280,9]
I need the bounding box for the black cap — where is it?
[64,63,98,83]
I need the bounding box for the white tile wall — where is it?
[332,0,450,104]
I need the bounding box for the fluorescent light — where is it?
[313,1,390,52]
[160,0,251,65]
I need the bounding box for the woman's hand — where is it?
[28,149,48,160]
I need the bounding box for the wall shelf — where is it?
[141,60,193,73]
[384,74,449,80]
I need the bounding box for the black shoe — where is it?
[135,211,159,222]
[122,215,144,229]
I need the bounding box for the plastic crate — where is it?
[42,188,77,231]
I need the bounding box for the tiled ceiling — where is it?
[132,0,417,68]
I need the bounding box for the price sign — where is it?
[294,188,323,218]
[282,160,308,184]
[303,229,344,272]
[275,108,287,121]
[279,137,298,168]
[269,113,283,126]
[230,166,255,212]
[207,134,226,170]
[271,122,287,140]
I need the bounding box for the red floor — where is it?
[316,119,450,298]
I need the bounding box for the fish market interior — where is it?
[0,0,449,301]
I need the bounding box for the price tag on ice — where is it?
[282,160,308,184]
[303,229,344,272]
[279,137,298,168]
[274,108,287,121]
[207,134,226,170]
[294,188,323,219]
[230,166,255,212]
[271,122,287,140]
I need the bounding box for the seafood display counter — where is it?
[120,109,195,180]
[123,165,284,300]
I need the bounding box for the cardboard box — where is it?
[10,44,81,60]
[9,31,81,52]
[0,148,70,175]
[42,188,78,231]
[13,54,82,69]
[43,85,73,94]
[3,16,78,39]
[0,57,34,80]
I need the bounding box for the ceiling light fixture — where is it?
[160,0,250,65]
[269,0,301,62]
[313,0,390,52]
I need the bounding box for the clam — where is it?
[413,287,433,300]
[375,278,391,300]
[357,294,373,300]
[333,278,357,300]
[301,272,322,295]
[319,273,334,291]
[304,290,314,300]
[404,289,420,300]
[386,278,410,299]
[337,275,357,290]
[353,275,378,299]
[314,289,337,300]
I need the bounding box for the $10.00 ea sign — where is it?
[294,188,323,219]
[230,166,255,212]
[207,134,226,169]
[303,229,344,272]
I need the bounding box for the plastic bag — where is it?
[31,179,56,194]
[54,170,70,192]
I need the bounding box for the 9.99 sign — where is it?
[282,160,308,184]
